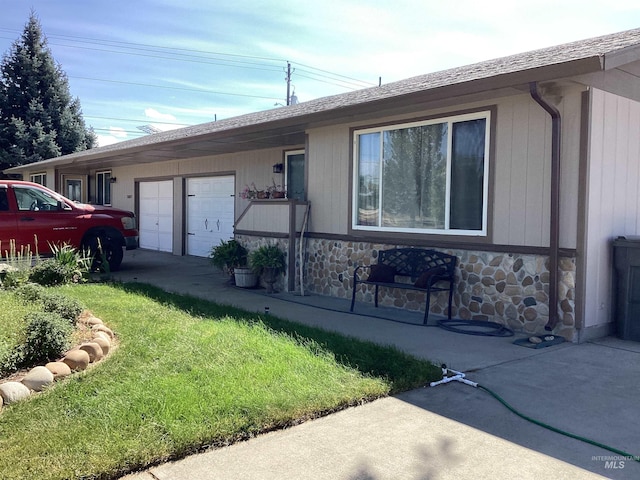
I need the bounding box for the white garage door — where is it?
[139,181,173,252]
[187,176,235,257]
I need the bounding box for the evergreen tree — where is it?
[0,12,96,167]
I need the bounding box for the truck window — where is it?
[0,189,8,211]
[13,186,60,211]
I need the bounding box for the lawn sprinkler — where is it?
[429,364,478,388]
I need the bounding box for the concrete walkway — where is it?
[114,250,640,480]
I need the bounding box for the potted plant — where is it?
[267,178,286,199]
[249,244,286,293]
[209,239,257,286]
[240,183,259,200]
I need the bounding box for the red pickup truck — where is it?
[0,180,138,271]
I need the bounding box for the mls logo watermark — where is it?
[592,455,639,469]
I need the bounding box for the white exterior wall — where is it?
[583,88,640,331]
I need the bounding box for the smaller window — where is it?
[30,173,47,186]
[96,171,112,205]
[66,179,83,202]
[0,188,9,211]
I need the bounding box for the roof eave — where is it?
[4,54,607,175]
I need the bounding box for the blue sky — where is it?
[1,1,640,146]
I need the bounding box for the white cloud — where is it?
[97,127,128,147]
[111,126,128,138]
[141,108,189,133]
[144,108,177,122]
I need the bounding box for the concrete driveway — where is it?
[114,250,640,480]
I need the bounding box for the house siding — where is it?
[306,90,583,250]
[582,88,640,336]
[307,125,350,235]
[20,87,587,339]
[111,146,298,217]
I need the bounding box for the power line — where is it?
[90,127,149,135]
[294,62,377,87]
[49,41,285,73]
[0,29,375,92]
[294,70,372,90]
[70,75,282,100]
[0,27,377,129]
[8,29,286,64]
[83,115,191,127]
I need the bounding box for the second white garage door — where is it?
[186,176,235,257]
[139,180,173,252]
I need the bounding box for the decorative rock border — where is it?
[0,311,115,412]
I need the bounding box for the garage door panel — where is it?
[187,176,235,257]
[158,198,173,211]
[139,180,173,253]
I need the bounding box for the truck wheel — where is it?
[104,240,124,271]
[83,235,123,272]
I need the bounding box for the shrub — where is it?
[209,239,248,272]
[0,339,10,372]
[1,267,31,289]
[0,239,34,290]
[29,258,81,286]
[51,242,92,273]
[13,282,47,303]
[21,312,73,365]
[249,244,287,274]
[0,344,25,376]
[41,293,82,324]
[13,283,82,324]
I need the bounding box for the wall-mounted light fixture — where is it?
[109,177,117,184]
[272,163,284,174]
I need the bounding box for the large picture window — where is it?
[353,111,490,236]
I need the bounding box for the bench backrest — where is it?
[377,248,456,280]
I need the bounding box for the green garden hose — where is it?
[478,384,639,462]
[431,366,640,463]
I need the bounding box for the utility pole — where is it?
[285,61,293,105]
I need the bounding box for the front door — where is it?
[186,176,235,257]
[65,179,83,202]
[286,150,305,201]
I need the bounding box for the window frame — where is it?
[285,149,306,201]
[96,170,112,206]
[351,110,491,237]
[30,173,47,186]
[65,178,83,203]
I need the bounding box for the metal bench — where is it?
[350,247,457,324]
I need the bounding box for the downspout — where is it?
[529,82,561,331]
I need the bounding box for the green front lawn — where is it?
[0,293,40,368]
[0,283,440,479]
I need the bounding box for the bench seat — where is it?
[350,248,457,324]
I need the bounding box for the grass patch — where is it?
[0,292,41,369]
[0,283,440,479]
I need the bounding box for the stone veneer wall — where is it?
[301,238,577,341]
[236,235,290,293]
